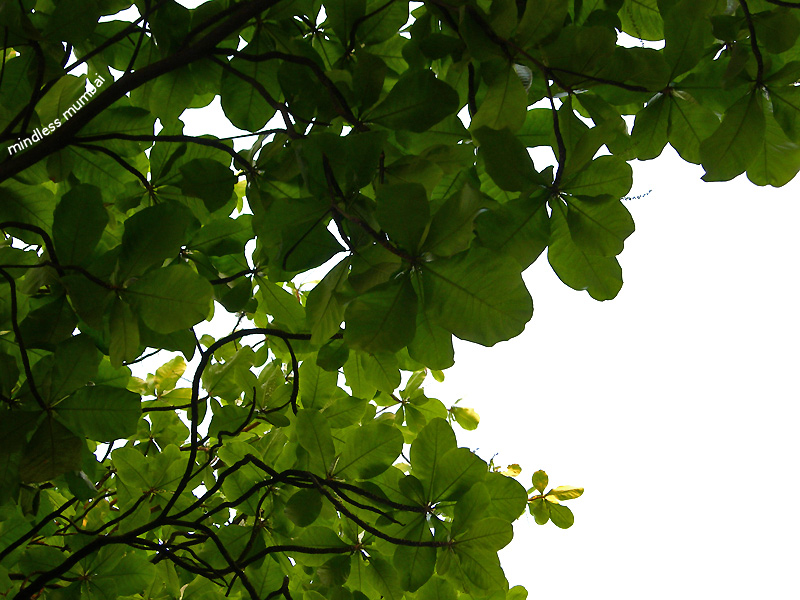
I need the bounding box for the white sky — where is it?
[433,149,800,598]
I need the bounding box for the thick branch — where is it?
[0,0,283,182]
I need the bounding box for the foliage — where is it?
[0,0,797,598]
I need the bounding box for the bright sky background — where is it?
[115,2,800,595]
[435,150,800,597]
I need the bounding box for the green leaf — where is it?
[547,485,584,500]
[368,70,460,132]
[180,158,236,213]
[455,518,513,552]
[392,516,435,591]
[451,406,479,431]
[474,126,546,192]
[188,214,253,256]
[366,553,404,600]
[109,298,140,368]
[565,195,635,257]
[423,183,485,258]
[452,542,508,591]
[668,93,719,165]
[547,501,575,528]
[409,418,456,488]
[516,0,568,46]
[284,488,322,526]
[295,409,336,476]
[475,190,550,269]
[531,470,548,494]
[307,258,350,345]
[344,276,418,354]
[452,483,490,536]
[56,386,141,442]
[0,180,56,237]
[548,200,623,300]
[631,94,669,160]
[42,334,102,405]
[471,65,528,132]
[701,92,766,182]
[484,472,528,521]
[117,202,194,280]
[361,352,401,393]
[326,0,366,44]
[256,278,306,330]
[407,309,455,370]
[126,266,213,333]
[149,67,195,124]
[619,0,663,40]
[416,576,457,600]
[220,34,280,131]
[52,184,107,263]
[747,112,800,187]
[422,247,533,346]
[429,447,487,501]
[334,421,403,479]
[18,418,83,483]
[529,497,550,524]
[663,0,714,77]
[562,155,633,198]
[376,183,431,251]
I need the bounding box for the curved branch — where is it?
[0,0,284,183]
[0,267,47,411]
[739,0,765,86]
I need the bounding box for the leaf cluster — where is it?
[2,0,797,598]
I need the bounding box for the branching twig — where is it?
[0,267,47,411]
[739,0,765,86]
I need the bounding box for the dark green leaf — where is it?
[126,266,213,333]
[56,386,141,441]
[180,158,236,213]
[344,276,418,354]
[52,184,107,263]
[701,92,766,182]
[368,70,459,132]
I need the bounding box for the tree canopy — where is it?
[0,0,797,599]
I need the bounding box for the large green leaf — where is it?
[180,158,236,213]
[219,33,280,131]
[565,195,635,257]
[295,409,336,476]
[454,518,513,552]
[422,247,533,346]
[548,200,623,300]
[701,92,766,182]
[471,65,528,132]
[473,126,545,192]
[56,386,141,442]
[117,202,194,280]
[392,515,435,591]
[344,275,418,354]
[126,266,213,333]
[747,112,800,187]
[368,70,459,132]
[375,183,431,251]
[52,184,108,264]
[562,155,633,198]
[18,418,83,483]
[306,258,351,345]
[335,421,403,479]
[475,190,550,268]
[409,418,457,491]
